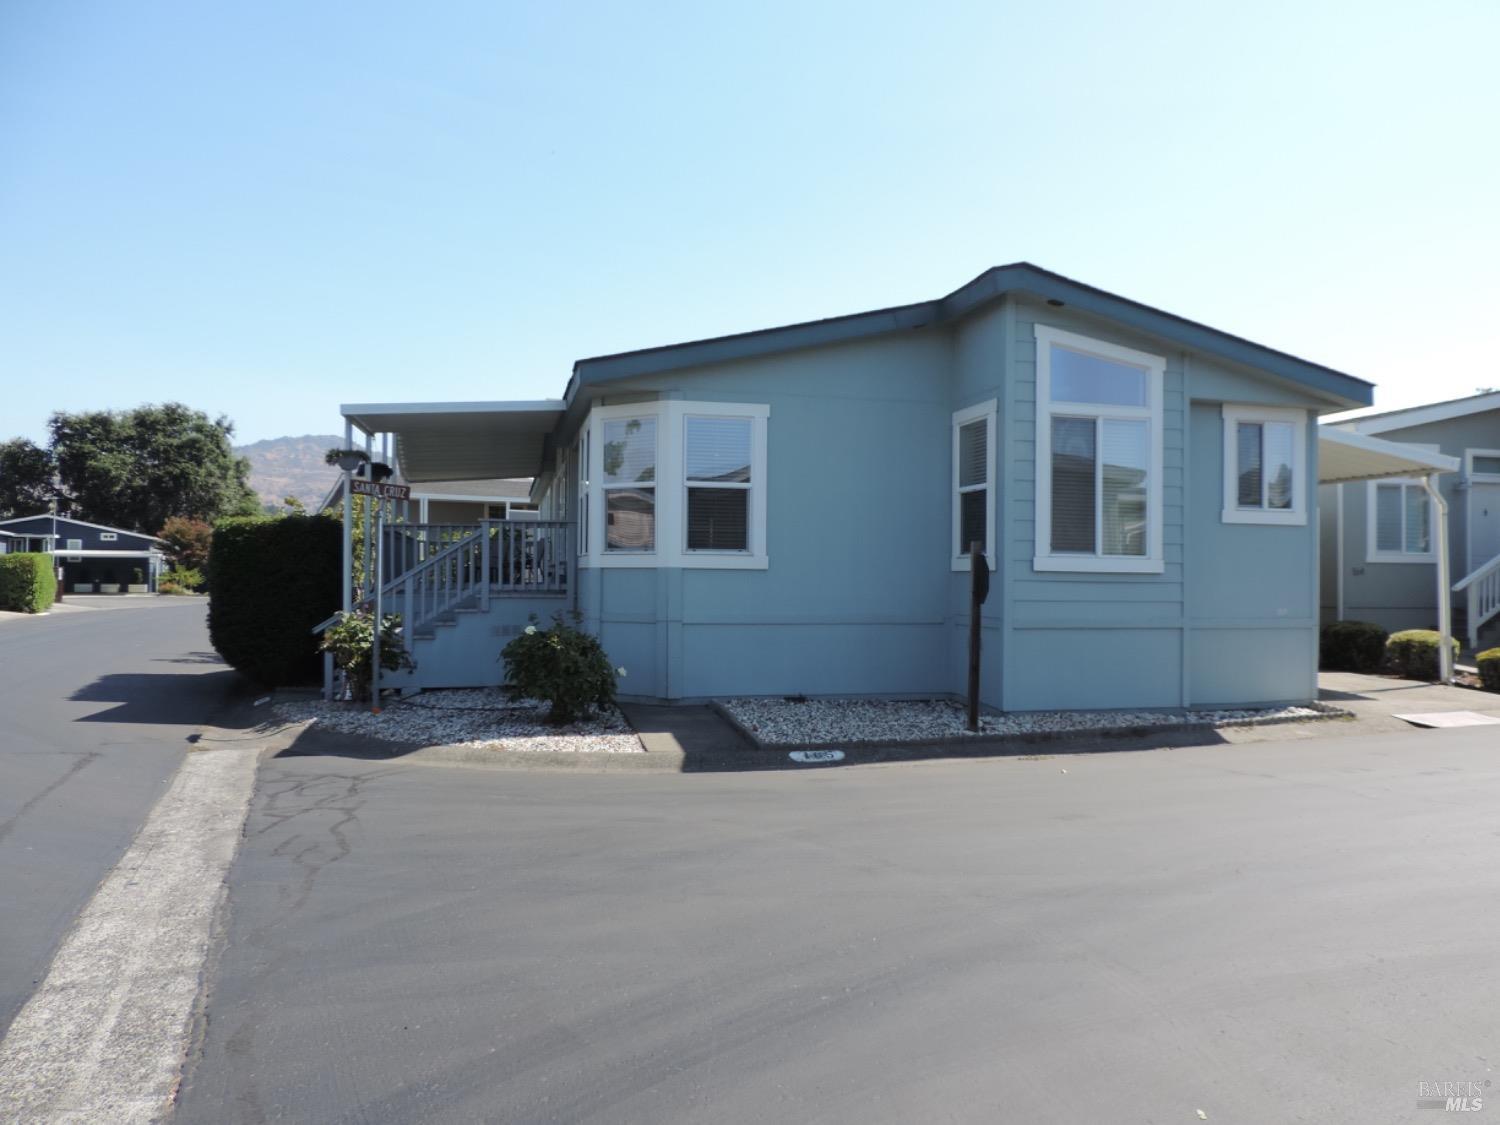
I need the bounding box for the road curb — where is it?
[265,694,1356,775]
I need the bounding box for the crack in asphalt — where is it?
[0,750,102,845]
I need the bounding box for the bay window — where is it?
[1221,405,1307,525]
[1034,326,1164,573]
[576,401,768,568]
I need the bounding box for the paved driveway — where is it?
[179,724,1500,1124]
[0,596,238,1032]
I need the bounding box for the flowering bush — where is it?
[501,613,622,724]
[319,610,412,701]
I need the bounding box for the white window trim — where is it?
[1466,448,1500,484]
[951,399,997,571]
[577,400,769,570]
[1220,404,1308,526]
[1366,477,1437,563]
[1033,325,1165,574]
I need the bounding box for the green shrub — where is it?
[0,553,56,613]
[1385,629,1461,681]
[1478,648,1500,693]
[208,514,342,686]
[159,566,205,594]
[319,610,412,701]
[501,613,621,724]
[1319,620,1389,673]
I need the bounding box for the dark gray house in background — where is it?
[0,515,167,593]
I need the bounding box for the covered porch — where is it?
[1318,427,1461,675]
[331,401,571,694]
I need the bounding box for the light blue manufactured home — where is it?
[337,264,1454,711]
[1320,391,1500,651]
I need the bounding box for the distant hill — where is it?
[234,434,342,511]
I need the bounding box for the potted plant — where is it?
[325,448,370,473]
[72,577,95,593]
[98,567,121,594]
[127,566,149,594]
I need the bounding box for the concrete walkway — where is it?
[1318,670,1500,733]
[618,703,756,758]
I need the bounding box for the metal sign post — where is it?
[371,495,383,715]
[967,540,990,733]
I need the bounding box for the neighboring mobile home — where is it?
[334,264,1450,710]
[1321,391,1500,650]
[0,515,167,593]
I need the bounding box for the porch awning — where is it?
[1318,427,1458,484]
[341,400,565,483]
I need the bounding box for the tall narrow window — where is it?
[601,416,656,551]
[685,416,752,551]
[952,400,996,567]
[1035,327,1164,573]
[1222,406,1306,524]
[577,432,589,556]
[1369,480,1433,560]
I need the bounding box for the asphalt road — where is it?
[0,597,237,1033]
[179,723,1500,1124]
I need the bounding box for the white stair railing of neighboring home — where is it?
[1454,552,1500,651]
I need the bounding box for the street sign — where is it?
[351,479,411,501]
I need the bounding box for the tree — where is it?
[49,404,260,532]
[158,516,213,571]
[0,438,56,518]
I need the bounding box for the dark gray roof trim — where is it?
[568,263,1373,409]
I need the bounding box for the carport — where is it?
[1318,427,1461,678]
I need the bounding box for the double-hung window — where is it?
[1368,479,1434,562]
[685,415,753,552]
[952,400,996,568]
[576,431,590,556]
[601,415,657,551]
[1034,326,1164,573]
[1221,405,1307,525]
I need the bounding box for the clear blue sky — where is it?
[2,0,1496,446]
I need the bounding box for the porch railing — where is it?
[1454,551,1500,650]
[386,519,570,635]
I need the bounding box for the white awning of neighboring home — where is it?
[1318,427,1459,484]
[341,400,565,483]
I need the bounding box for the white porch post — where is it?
[1422,473,1454,681]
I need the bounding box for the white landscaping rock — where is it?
[721,697,1329,746]
[273,688,643,753]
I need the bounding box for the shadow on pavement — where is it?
[69,666,258,727]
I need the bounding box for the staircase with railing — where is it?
[318,519,572,696]
[1454,551,1500,651]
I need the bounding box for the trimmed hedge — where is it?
[1319,619,1389,673]
[1385,629,1461,682]
[1478,648,1500,693]
[208,514,342,686]
[0,553,56,613]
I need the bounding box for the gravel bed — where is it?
[273,688,644,753]
[721,697,1332,746]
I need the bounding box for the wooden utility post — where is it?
[967,540,989,732]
